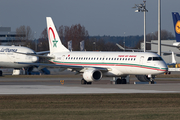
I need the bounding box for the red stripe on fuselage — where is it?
[50,61,166,72]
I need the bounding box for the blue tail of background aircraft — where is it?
[172,12,180,42]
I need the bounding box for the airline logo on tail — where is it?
[48,27,58,48]
[175,20,180,34]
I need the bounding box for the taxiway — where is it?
[0,76,180,94]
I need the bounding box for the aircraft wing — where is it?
[36,51,50,55]
[162,51,180,57]
[15,51,54,59]
[116,43,157,53]
[146,42,178,48]
[16,62,109,72]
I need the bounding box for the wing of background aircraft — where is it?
[116,43,157,53]
[36,51,50,55]
[15,51,53,58]
[146,42,179,48]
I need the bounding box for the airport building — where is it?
[0,27,25,45]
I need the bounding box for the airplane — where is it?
[0,45,39,75]
[17,17,168,84]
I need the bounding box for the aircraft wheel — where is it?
[0,70,2,76]
[116,78,121,84]
[116,78,127,84]
[150,80,155,84]
[81,79,87,84]
[122,79,127,84]
[87,82,92,85]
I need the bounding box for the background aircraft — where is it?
[0,45,39,75]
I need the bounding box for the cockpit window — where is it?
[153,57,163,61]
[148,57,163,61]
[148,57,152,61]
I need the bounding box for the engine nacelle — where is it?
[83,69,102,82]
[173,42,180,46]
[135,75,155,82]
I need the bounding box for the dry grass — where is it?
[0,94,180,120]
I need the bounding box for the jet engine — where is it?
[83,69,102,82]
[135,75,155,82]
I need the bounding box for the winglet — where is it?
[172,51,177,64]
[116,43,125,50]
[46,17,69,54]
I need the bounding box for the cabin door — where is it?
[61,55,65,62]
[139,56,144,67]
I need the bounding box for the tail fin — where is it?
[172,51,177,64]
[46,17,69,54]
[172,12,180,42]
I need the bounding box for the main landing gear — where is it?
[116,78,127,84]
[111,76,129,84]
[81,79,92,85]
[0,70,2,76]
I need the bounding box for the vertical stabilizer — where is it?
[172,12,180,42]
[172,51,177,64]
[46,17,69,54]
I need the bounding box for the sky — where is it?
[0,0,180,38]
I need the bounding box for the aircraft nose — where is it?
[161,62,168,72]
[32,56,39,62]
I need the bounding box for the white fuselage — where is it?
[0,46,38,68]
[48,51,168,77]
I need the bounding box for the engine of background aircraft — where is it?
[173,42,180,46]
